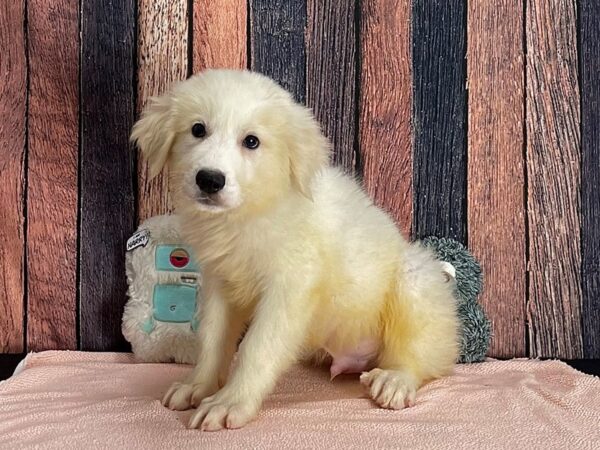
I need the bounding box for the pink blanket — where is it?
[0,351,598,449]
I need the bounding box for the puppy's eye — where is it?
[243,135,260,150]
[191,123,206,138]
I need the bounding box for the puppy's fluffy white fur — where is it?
[131,69,459,431]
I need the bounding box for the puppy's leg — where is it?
[162,278,244,410]
[189,279,315,431]
[361,267,459,410]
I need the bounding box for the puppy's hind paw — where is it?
[360,368,418,410]
[162,381,218,411]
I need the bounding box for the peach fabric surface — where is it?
[0,351,599,449]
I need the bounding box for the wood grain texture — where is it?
[0,1,26,353]
[26,0,78,350]
[526,0,582,358]
[193,0,247,72]
[467,1,526,358]
[412,0,467,243]
[359,0,412,237]
[80,0,136,351]
[137,0,188,221]
[306,0,357,172]
[580,0,600,358]
[250,0,306,103]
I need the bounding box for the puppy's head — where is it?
[131,69,329,214]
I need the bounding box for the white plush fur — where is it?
[131,69,459,431]
[122,214,200,364]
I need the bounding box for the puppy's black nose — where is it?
[196,169,226,194]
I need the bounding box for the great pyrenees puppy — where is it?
[131,69,459,431]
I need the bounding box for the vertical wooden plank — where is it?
[306,0,357,173]
[193,0,247,72]
[580,0,600,358]
[467,1,526,358]
[137,0,188,221]
[80,0,136,350]
[0,1,26,353]
[526,0,582,358]
[250,0,306,103]
[359,0,412,236]
[412,0,468,243]
[26,0,78,351]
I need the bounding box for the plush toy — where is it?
[422,236,491,363]
[122,215,490,364]
[122,214,201,364]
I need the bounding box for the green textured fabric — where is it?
[422,237,492,363]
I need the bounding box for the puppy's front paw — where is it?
[189,389,259,431]
[360,368,418,410]
[162,381,218,411]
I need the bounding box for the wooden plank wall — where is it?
[136,0,188,221]
[467,0,526,357]
[412,0,467,243]
[580,0,600,358]
[79,0,136,350]
[27,0,79,350]
[359,0,412,237]
[0,0,598,359]
[0,1,27,353]
[193,0,247,73]
[250,0,306,103]
[525,0,582,358]
[307,0,357,173]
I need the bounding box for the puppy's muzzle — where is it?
[196,169,226,194]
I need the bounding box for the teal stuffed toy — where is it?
[422,237,491,363]
[122,215,202,364]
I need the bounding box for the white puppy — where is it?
[131,69,459,431]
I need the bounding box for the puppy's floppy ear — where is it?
[287,105,330,200]
[130,94,175,178]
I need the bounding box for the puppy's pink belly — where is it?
[327,339,379,379]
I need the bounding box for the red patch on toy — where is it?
[169,248,190,268]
